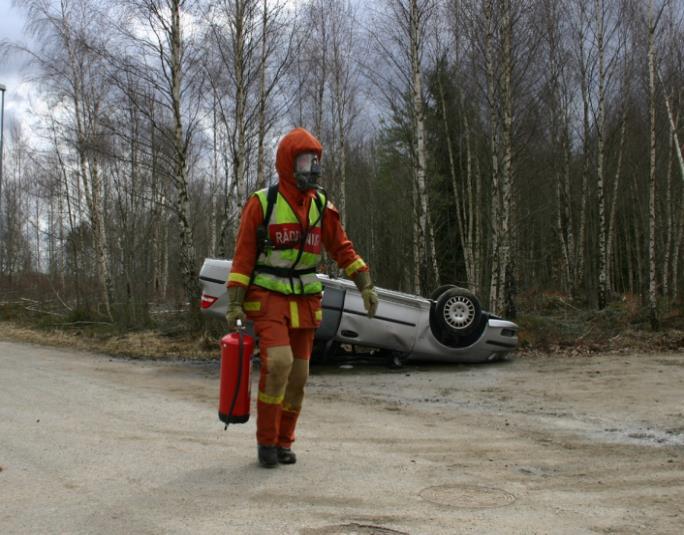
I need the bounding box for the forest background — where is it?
[1,0,683,358]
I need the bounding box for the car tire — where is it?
[429,284,470,301]
[434,288,482,337]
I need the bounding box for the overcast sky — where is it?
[1,0,37,137]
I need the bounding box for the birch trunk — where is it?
[623,207,634,294]
[465,104,479,291]
[672,194,684,301]
[409,0,439,292]
[500,0,515,317]
[56,171,65,291]
[606,106,627,292]
[63,6,113,320]
[595,0,607,309]
[210,95,218,257]
[485,0,501,311]
[161,200,169,299]
[256,0,268,191]
[473,144,483,294]
[660,76,684,183]
[662,122,674,298]
[546,0,573,293]
[561,126,575,293]
[233,0,249,206]
[577,4,591,296]
[336,121,347,228]
[170,0,200,310]
[630,170,644,294]
[647,0,658,329]
[313,5,327,139]
[438,72,471,285]
[52,121,78,299]
[149,98,163,298]
[329,3,354,227]
[412,178,421,294]
[89,150,114,320]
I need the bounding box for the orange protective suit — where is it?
[228,127,369,449]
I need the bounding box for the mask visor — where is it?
[295,153,320,174]
[294,152,321,190]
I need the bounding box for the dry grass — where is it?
[2,289,684,361]
[0,322,221,361]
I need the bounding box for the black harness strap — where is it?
[282,190,326,292]
[255,184,279,256]
[250,184,279,287]
[255,265,317,277]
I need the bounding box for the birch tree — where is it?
[595,0,608,309]
[572,0,594,296]
[255,0,293,190]
[209,0,258,208]
[112,0,205,313]
[326,0,361,227]
[542,0,576,294]
[647,0,658,329]
[368,0,440,295]
[16,0,115,319]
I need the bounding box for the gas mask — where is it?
[294,152,321,191]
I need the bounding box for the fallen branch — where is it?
[56,321,114,326]
[576,325,595,341]
[557,297,582,311]
[51,288,73,313]
[23,307,66,317]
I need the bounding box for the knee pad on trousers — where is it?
[283,358,309,411]
[263,345,294,397]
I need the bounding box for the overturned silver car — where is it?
[199,258,518,365]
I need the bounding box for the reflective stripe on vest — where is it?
[252,189,324,295]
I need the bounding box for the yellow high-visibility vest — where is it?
[252,188,325,295]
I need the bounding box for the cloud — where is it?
[0,1,28,45]
[1,2,43,143]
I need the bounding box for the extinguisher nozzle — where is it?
[224,423,228,431]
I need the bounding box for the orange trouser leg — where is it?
[276,328,314,448]
[277,357,310,448]
[256,345,293,446]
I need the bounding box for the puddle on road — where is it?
[419,484,516,509]
[590,426,684,447]
[301,523,409,535]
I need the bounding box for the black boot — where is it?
[258,445,278,468]
[277,447,297,464]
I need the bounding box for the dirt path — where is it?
[1,340,682,534]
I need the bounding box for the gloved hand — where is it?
[353,271,378,319]
[225,285,247,331]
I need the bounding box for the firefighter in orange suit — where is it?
[225,127,378,468]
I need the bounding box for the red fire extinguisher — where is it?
[219,320,254,428]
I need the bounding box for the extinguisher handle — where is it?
[236,319,244,330]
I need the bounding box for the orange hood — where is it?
[275,127,323,187]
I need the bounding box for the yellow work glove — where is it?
[225,285,247,331]
[353,271,378,319]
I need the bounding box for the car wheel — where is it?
[434,288,482,337]
[429,284,458,301]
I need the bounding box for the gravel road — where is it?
[1,340,683,534]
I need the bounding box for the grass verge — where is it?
[1,293,683,360]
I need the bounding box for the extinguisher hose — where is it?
[224,326,244,431]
